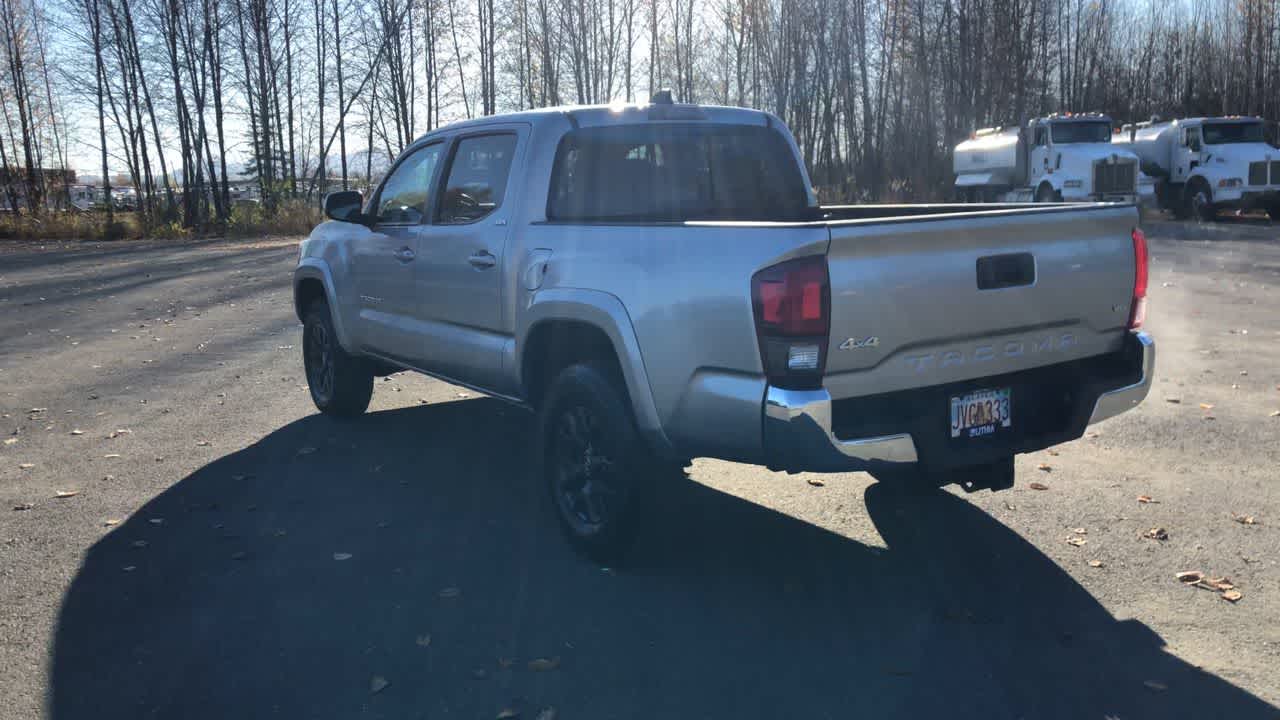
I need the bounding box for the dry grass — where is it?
[0,199,322,242]
[0,211,144,241]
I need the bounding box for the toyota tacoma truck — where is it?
[293,95,1155,559]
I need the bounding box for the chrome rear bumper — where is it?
[763,331,1154,473]
[1087,331,1155,425]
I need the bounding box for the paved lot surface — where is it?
[2,220,1279,720]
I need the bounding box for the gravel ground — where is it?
[1,219,1278,720]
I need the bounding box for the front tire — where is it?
[1035,183,1059,203]
[1186,179,1216,222]
[539,363,654,562]
[303,300,373,417]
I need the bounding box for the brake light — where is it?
[1129,227,1148,329]
[752,256,830,389]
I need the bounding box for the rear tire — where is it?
[539,363,656,562]
[302,299,373,417]
[1267,204,1280,222]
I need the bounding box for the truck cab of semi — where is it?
[1117,117,1280,221]
[954,114,1139,204]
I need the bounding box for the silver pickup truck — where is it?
[294,97,1154,559]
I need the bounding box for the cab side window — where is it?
[374,143,443,224]
[438,134,518,224]
[1034,128,1047,147]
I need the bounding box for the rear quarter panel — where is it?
[517,221,829,460]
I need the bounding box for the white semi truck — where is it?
[1116,117,1280,221]
[953,114,1139,204]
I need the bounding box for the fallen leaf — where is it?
[1202,415,1216,421]
[1137,495,1158,504]
[18,463,34,470]
[1028,482,1049,491]
[1270,410,1280,417]
[1164,397,1181,404]
[527,657,560,672]
[12,502,34,511]
[370,676,390,694]
[103,453,121,458]
[1047,449,1060,456]
[104,519,120,526]
[333,552,352,561]
[1143,680,1168,691]
[1221,589,1243,603]
[1176,571,1204,584]
[1088,560,1104,568]
[1036,463,1052,472]
[2,437,16,445]
[1202,577,1234,591]
[1065,536,1087,547]
[1231,514,1257,525]
[1199,403,1214,410]
[69,429,84,435]
[54,490,80,499]
[1143,527,1169,541]
[196,440,211,447]
[1239,370,1249,376]
[1071,527,1087,534]
[806,478,825,487]
[438,587,461,598]
[415,634,432,647]
[456,392,470,398]
[1085,431,1101,439]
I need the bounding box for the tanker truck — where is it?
[953,113,1139,204]
[1115,117,1280,221]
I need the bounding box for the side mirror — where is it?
[324,190,365,223]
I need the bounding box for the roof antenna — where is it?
[650,89,675,105]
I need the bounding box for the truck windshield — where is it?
[547,123,811,222]
[1050,122,1112,144]
[1202,122,1265,145]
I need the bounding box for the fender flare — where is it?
[293,259,354,351]
[517,288,674,457]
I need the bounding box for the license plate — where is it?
[950,387,1012,439]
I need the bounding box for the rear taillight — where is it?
[1129,227,1148,329]
[751,256,830,389]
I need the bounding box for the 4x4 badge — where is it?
[839,336,880,350]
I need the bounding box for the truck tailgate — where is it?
[822,205,1138,400]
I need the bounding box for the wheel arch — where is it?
[293,260,353,350]
[517,289,674,458]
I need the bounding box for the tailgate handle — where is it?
[976,253,1035,290]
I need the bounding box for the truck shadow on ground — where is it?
[50,398,1277,719]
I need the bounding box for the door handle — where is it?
[468,251,497,269]
[394,246,415,263]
